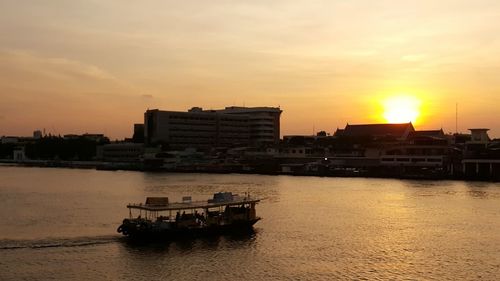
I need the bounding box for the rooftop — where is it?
[148,106,282,115]
[408,129,445,139]
[340,122,415,138]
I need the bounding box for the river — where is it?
[0,166,499,280]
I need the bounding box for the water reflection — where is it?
[120,230,257,255]
[467,189,488,198]
[400,180,497,199]
[140,172,281,202]
[464,181,493,199]
[116,232,258,280]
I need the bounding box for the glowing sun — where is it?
[382,95,421,124]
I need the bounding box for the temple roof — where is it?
[408,129,445,139]
[340,122,414,138]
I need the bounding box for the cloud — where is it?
[0,49,116,82]
[141,94,153,99]
[0,48,131,100]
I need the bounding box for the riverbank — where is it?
[2,159,495,182]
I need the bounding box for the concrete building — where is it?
[144,106,282,149]
[214,106,281,145]
[97,143,144,162]
[132,124,145,143]
[461,128,500,179]
[469,128,490,143]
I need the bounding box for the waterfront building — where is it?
[335,122,415,141]
[463,128,490,157]
[214,106,282,145]
[461,128,500,179]
[143,148,207,169]
[379,129,450,176]
[97,143,145,162]
[144,106,282,150]
[328,122,416,161]
[1,136,19,144]
[283,132,335,147]
[132,124,145,143]
[13,147,26,162]
[280,125,453,177]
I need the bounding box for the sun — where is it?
[382,95,421,124]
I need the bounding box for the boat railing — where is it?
[126,196,259,212]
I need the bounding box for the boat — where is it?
[117,192,261,239]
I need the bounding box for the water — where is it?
[1,166,499,280]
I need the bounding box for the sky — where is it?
[1,0,500,139]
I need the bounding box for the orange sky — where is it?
[1,1,500,139]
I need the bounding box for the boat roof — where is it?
[127,196,260,211]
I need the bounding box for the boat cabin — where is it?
[126,192,259,228]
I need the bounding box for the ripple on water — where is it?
[0,235,121,250]
[1,168,500,280]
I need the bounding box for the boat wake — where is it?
[0,235,121,250]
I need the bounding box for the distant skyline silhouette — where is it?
[1,1,500,139]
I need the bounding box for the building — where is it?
[460,128,500,179]
[214,106,282,145]
[13,147,26,162]
[328,122,416,159]
[132,124,145,143]
[380,129,450,172]
[97,143,144,162]
[63,133,108,143]
[33,130,42,139]
[336,122,415,141]
[144,106,282,149]
[82,133,107,142]
[303,124,453,177]
[1,136,19,144]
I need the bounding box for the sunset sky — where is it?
[1,1,500,139]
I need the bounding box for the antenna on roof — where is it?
[455,102,458,134]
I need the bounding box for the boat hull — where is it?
[118,218,260,240]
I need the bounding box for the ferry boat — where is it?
[117,192,261,239]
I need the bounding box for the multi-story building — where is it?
[97,143,145,162]
[215,106,281,145]
[379,129,450,170]
[144,106,282,149]
[461,128,500,179]
[132,124,145,143]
